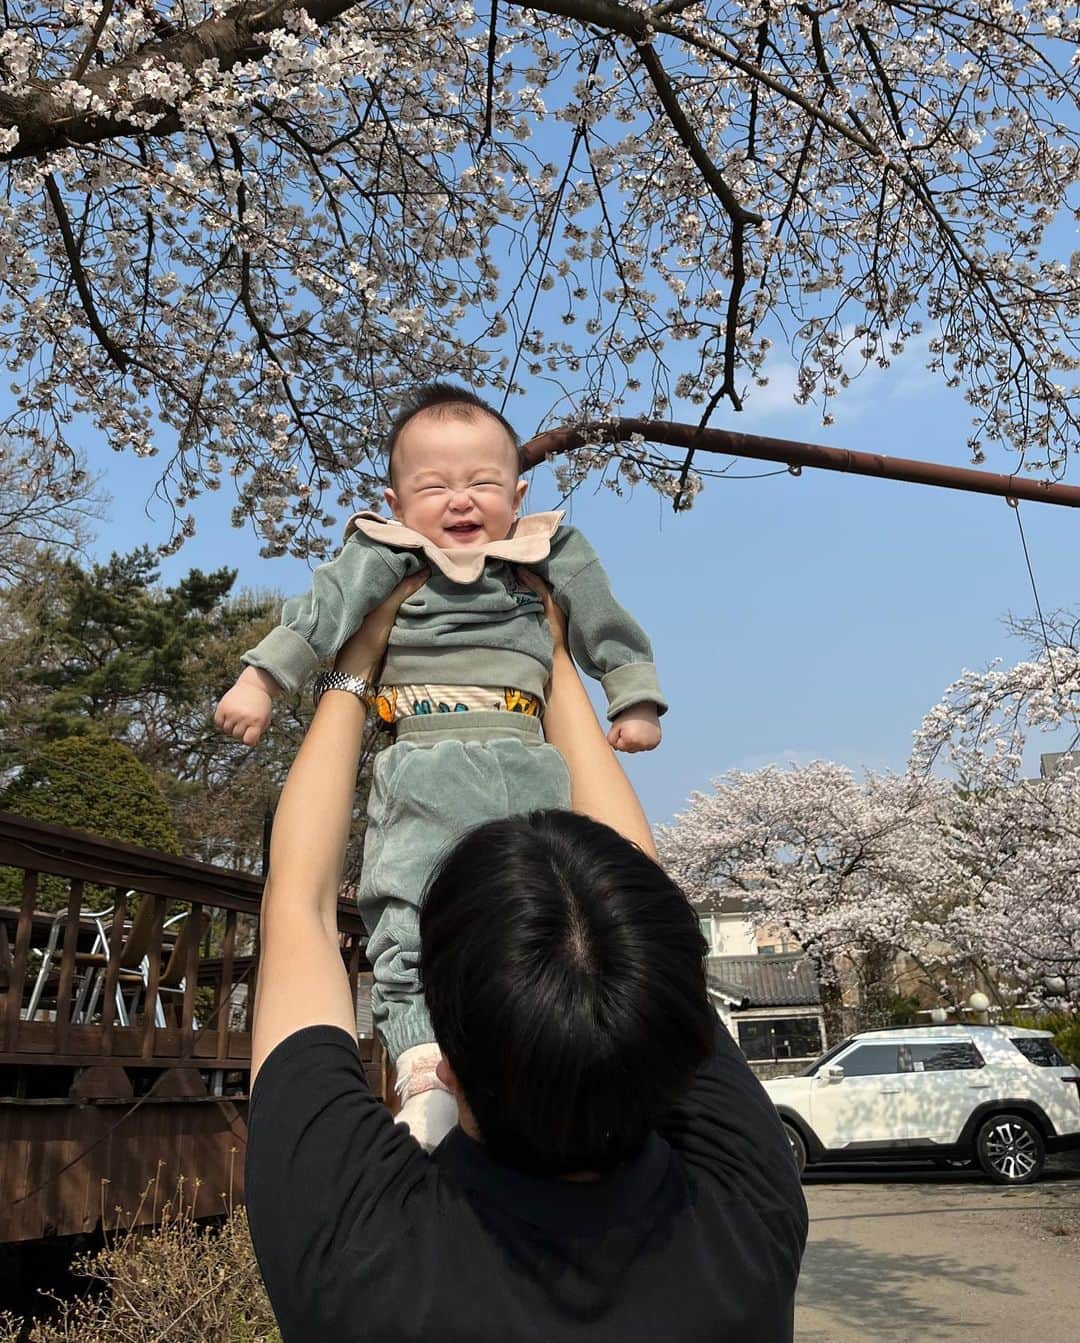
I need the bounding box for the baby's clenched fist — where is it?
[214,667,281,746]
[607,703,662,754]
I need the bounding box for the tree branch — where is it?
[632,38,761,483]
[42,170,131,372]
[1,0,362,160]
[480,1,499,149]
[71,0,116,82]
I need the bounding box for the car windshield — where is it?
[800,1039,851,1076]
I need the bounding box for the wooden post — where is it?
[2,870,37,1052]
[100,891,128,1057]
[216,908,237,1061]
[53,878,84,1056]
[140,897,165,1063]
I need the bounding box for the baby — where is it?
[216,384,665,1146]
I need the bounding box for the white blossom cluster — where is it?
[659,645,1080,1015]
[656,762,951,1013]
[1,2,1079,553]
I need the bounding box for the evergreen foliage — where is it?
[0,735,179,911]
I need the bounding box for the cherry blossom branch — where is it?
[634,38,761,435]
[41,170,130,373]
[0,0,362,160]
[480,2,499,149]
[70,0,116,82]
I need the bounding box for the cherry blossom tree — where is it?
[2,2,1079,555]
[0,439,106,584]
[657,761,946,1035]
[912,648,1080,1010]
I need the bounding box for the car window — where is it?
[1012,1037,1070,1068]
[837,1044,901,1077]
[801,1038,851,1076]
[908,1041,985,1072]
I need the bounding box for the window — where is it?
[907,1041,984,1072]
[698,916,714,951]
[837,1044,901,1077]
[737,1016,823,1061]
[1012,1037,1069,1068]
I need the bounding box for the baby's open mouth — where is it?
[446,522,483,538]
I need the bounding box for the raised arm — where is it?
[250,570,428,1085]
[517,569,657,859]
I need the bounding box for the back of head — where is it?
[420,810,715,1175]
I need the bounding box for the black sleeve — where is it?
[244,1026,431,1339]
[657,1021,808,1239]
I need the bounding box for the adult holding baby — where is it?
[217,384,666,1144]
[243,567,807,1343]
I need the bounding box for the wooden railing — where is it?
[0,811,373,1074]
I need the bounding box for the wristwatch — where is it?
[312,671,373,707]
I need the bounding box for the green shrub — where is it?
[1003,1010,1080,1067]
[885,992,921,1027]
[0,735,179,912]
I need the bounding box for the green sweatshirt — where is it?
[241,510,665,721]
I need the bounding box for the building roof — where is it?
[706,953,821,1008]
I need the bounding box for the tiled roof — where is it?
[706,953,821,1008]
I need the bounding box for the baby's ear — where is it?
[513,477,528,512]
[385,487,403,520]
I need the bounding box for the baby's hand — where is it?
[214,668,280,746]
[607,703,662,754]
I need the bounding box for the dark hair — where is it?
[419,810,715,1176]
[385,383,520,485]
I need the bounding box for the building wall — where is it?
[700,911,801,958]
[700,911,757,957]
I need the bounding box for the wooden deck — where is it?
[0,811,384,1243]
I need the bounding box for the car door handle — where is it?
[880,1086,902,1094]
[967,1081,992,1088]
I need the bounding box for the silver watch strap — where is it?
[312,671,372,707]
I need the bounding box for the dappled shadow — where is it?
[796,1235,1022,1340]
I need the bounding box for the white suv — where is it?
[763,1025,1080,1185]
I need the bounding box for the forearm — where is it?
[543,646,658,858]
[265,692,368,924]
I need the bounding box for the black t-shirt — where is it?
[245,1024,807,1341]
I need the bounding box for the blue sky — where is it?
[72,341,1080,827]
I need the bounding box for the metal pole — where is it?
[520,419,1080,510]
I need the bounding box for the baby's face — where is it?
[385,411,527,548]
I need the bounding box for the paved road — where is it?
[796,1156,1080,1342]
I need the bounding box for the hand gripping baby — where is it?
[215,385,666,1148]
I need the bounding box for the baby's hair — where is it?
[385,383,522,485]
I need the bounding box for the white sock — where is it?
[393,1043,458,1151]
[395,1087,459,1151]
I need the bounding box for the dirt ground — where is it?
[796,1153,1080,1342]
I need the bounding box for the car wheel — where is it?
[783,1122,807,1177]
[976,1113,1046,1185]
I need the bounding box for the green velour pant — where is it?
[357,710,572,1062]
